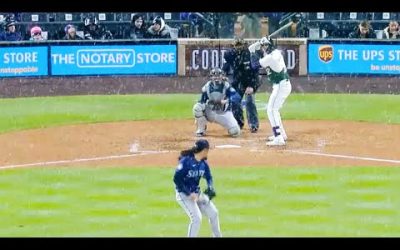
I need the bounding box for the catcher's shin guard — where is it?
[195,116,207,136]
[193,103,207,136]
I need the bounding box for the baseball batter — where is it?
[193,67,241,137]
[249,37,292,146]
[173,139,222,237]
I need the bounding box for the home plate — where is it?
[215,144,242,149]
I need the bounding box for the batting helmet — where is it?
[260,36,275,54]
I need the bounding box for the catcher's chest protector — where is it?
[206,82,227,101]
[206,82,228,113]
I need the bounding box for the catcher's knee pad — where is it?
[193,103,205,118]
[228,126,240,137]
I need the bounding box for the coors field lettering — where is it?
[191,49,295,71]
[192,50,199,70]
[191,49,227,71]
[286,50,295,70]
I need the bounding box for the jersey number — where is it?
[266,67,271,75]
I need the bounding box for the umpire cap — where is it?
[232,36,246,47]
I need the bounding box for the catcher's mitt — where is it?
[203,187,216,200]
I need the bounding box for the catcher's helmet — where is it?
[209,67,224,83]
[209,67,223,77]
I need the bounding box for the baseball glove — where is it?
[203,187,216,200]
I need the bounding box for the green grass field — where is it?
[0,94,399,237]
[1,94,399,134]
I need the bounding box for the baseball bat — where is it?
[268,21,294,38]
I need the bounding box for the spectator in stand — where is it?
[263,12,284,36]
[29,26,45,41]
[183,12,203,37]
[145,16,171,39]
[349,20,376,39]
[189,13,209,38]
[63,24,83,40]
[218,13,236,38]
[130,13,147,39]
[180,12,190,20]
[0,15,22,41]
[83,15,113,40]
[383,20,400,39]
[281,13,308,38]
[234,13,262,38]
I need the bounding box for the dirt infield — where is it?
[0,119,399,169]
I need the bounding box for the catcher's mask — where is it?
[209,67,223,83]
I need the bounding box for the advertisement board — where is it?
[51,44,177,76]
[185,44,300,76]
[0,46,48,77]
[309,42,400,75]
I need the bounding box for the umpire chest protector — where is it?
[233,50,255,78]
[229,49,259,91]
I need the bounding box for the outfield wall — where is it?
[0,75,398,98]
[0,38,399,97]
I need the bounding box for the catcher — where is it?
[193,67,241,137]
[174,139,221,237]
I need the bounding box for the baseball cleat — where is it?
[268,135,287,141]
[250,127,258,133]
[266,135,286,146]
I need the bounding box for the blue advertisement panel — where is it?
[51,44,177,75]
[0,46,48,77]
[308,43,400,75]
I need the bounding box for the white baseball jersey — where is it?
[259,49,286,72]
[259,49,289,84]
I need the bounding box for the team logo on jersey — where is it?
[187,170,205,178]
[318,45,333,63]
